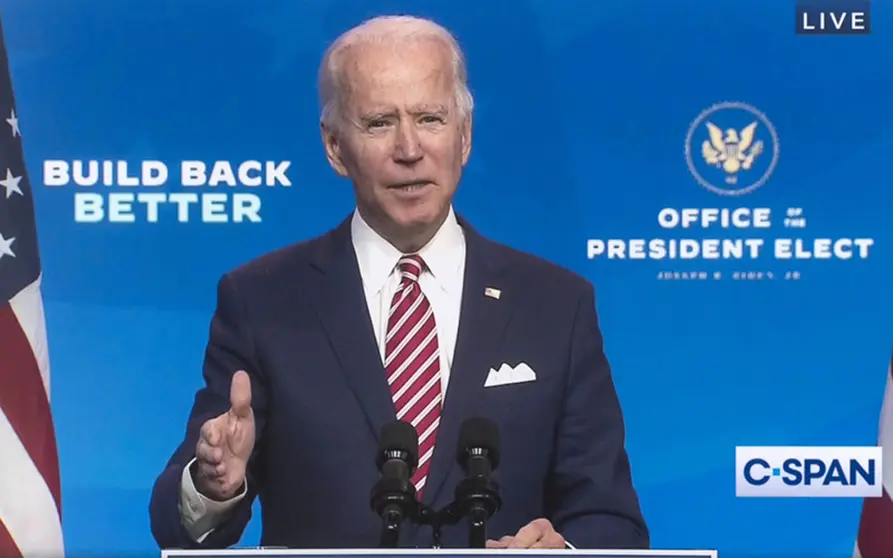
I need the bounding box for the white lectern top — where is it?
[162,548,717,558]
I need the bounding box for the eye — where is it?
[368,119,389,129]
[419,115,444,124]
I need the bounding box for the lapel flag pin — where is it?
[484,287,501,299]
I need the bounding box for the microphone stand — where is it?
[417,505,442,548]
[415,488,499,549]
[379,506,403,548]
[467,505,488,549]
[371,475,418,548]
[392,452,501,548]
[453,472,501,548]
[417,502,461,549]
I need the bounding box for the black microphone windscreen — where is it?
[378,420,419,467]
[456,417,500,468]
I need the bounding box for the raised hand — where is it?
[192,370,256,500]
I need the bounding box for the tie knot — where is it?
[397,254,425,283]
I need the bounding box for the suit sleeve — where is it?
[546,282,649,548]
[149,272,269,549]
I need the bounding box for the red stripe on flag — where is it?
[0,519,21,558]
[0,303,61,512]
[855,350,893,557]
[857,487,893,558]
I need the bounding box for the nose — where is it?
[392,120,423,164]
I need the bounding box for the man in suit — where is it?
[149,14,648,550]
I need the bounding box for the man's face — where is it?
[322,38,471,247]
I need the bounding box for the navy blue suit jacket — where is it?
[149,214,648,549]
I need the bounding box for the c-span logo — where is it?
[736,446,883,497]
[684,102,779,196]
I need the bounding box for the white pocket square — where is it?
[484,362,537,387]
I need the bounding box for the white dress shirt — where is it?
[353,206,466,395]
[178,207,466,542]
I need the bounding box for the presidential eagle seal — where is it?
[684,101,779,196]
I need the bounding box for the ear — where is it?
[460,114,473,166]
[321,121,349,177]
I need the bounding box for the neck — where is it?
[358,206,449,253]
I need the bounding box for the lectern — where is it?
[162,549,717,558]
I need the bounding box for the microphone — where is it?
[370,420,419,548]
[454,417,502,548]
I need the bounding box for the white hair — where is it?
[317,15,474,131]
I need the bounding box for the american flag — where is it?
[854,350,893,558]
[0,14,65,558]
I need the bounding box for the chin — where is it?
[395,205,447,229]
[384,196,443,224]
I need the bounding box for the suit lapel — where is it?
[311,217,396,444]
[423,218,515,505]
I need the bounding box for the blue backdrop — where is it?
[2,0,891,555]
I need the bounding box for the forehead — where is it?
[340,39,454,110]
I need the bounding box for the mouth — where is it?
[388,181,433,193]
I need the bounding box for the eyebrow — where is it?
[359,110,398,122]
[410,104,449,115]
[359,104,450,122]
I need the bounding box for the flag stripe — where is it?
[0,521,18,557]
[9,274,51,393]
[0,297,61,509]
[856,487,893,558]
[0,15,64,558]
[854,352,893,558]
[879,357,893,498]
[0,403,64,556]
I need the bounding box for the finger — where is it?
[507,532,534,549]
[506,538,527,549]
[230,370,252,419]
[206,460,228,477]
[511,528,543,548]
[197,460,222,480]
[195,440,223,465]
[200,419,223,447]
[218,475,245,497]
[531,532,565,549]
[200,474,239,499]
[486,537,511,549]
[513,519,549,548]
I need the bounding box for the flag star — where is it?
[0,232,15,260]
[6,108,20,137]
[0,168,22,198]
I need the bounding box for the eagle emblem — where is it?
[700,121,764,184]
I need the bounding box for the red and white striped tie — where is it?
[384,254,442,498]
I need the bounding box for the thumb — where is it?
[229,370,252,419]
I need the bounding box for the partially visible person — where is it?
[149,14,648,550]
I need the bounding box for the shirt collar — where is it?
[351,206,465,297]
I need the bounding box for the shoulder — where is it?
[227,240,316,283]
[219,222,344,294]
[474,233,603,342]
[476,233,595,304]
